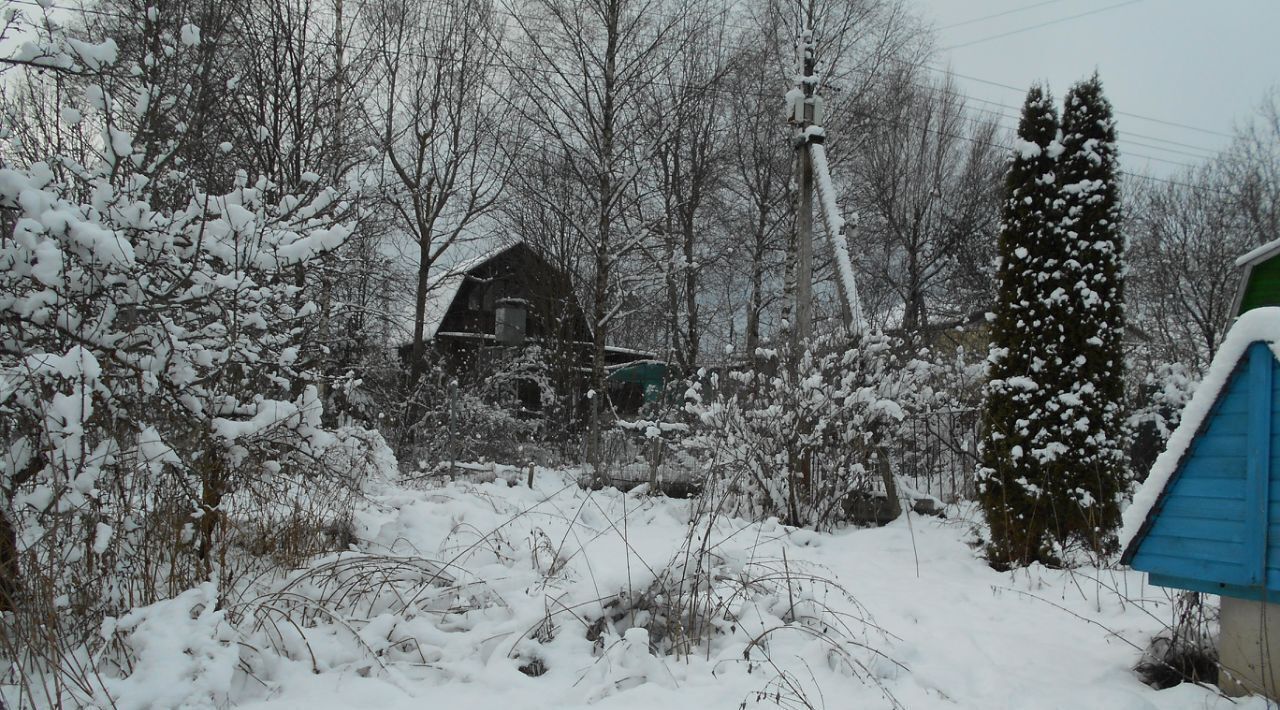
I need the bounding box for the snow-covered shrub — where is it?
[1127,363,1198,481]
[601,417,697,495]
[510,485,902,705]
[886,343,987,503]
[1135,590,1218,690]
[683,334,931,530]
[0,5,378,703]
[394,348,551,469]
[96,582,240,710]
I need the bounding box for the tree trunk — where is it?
[682,213,699,369]
[0,509,18,612]
[746,216,767,360]
[410,240,431,384]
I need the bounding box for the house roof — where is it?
[421,241,523,340]
[1230,238,1280,316]
[1119,306,1280,556]
[1235,238,1280,268]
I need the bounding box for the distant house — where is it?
[404,241,663,414]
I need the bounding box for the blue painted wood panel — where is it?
[1245,342,1272,585]
[1130,340,1280,599]
[1191,435,1248,458]
[1163,497,1247,520]
[1165,479,1245,499]
[1138,536,1244,564]
[1130,344,1260,590]
[1149,516,1245,542]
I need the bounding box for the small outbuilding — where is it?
[1120,306,1280,698]
[1232,237,1280,316]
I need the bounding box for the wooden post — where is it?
[1245,342,1271,585]
[787,0,820,513]
[791,1,817,354]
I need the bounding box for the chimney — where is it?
[495,298,527,345]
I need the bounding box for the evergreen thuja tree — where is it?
[979,86,1067,567]
[1053,74,1127,554]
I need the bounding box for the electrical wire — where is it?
[3,0,1247,178]
[942,0,1142,51]
[938,0,1069,31]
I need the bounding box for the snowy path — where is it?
[228,473,1266,710]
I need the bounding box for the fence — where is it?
[888,407,983,503]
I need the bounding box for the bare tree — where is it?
[1221,89,1280,248]
[639,23,735,372]
[846,72,1003,334]
[499,147,597,440]
[720,45,794,358]
[230,0,362,192]
[500,0,703,459]
[362,0,511,382]
[1124,91,1280,374]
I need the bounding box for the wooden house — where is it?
[408,241,660,414]
[1120,306,1280,698]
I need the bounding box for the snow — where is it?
[418,242,520,340]
[808,143,866,337]
[180,24,202,47]
[99,582,239,709]
[63,469,1268,710]
[1013,138,1042,159]
[1119,306,1280,552]
[784,87,805,117]
[1236,239,1280,267]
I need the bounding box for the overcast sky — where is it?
[909,0,1280,177]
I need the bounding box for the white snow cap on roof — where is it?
[420,241,520,340]
[1235,237,1280,267]
[1119,306,1280,553]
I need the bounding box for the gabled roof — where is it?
[421,241,523,340]
[1234,238,1280,268]
[1230,238,1280,317]
[1119,306,1280,557]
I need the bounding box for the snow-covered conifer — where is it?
[980,77,1129,567]
[1054,74,1128,553]
[978,85,1065,566]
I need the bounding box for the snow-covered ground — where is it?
[100,470,1270,710]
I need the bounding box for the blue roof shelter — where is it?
[1120,307,1280,602]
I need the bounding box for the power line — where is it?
[924,65,1235,139]
[16,0,1239,144]
[6,0,1231,170]
[941,87,1218,155]
[863,109,1230,198]
[827,60,1221,163]
[938,0,1069,31]
[14,0,1237,148]
[943,0,1142,51]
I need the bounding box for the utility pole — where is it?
[790,0,822,354]
[786,0,824,520]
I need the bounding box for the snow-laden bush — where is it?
[1127,363,1198,481]
[391,348,553,469]
[0,5,383,704]
[682,335,932,530]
